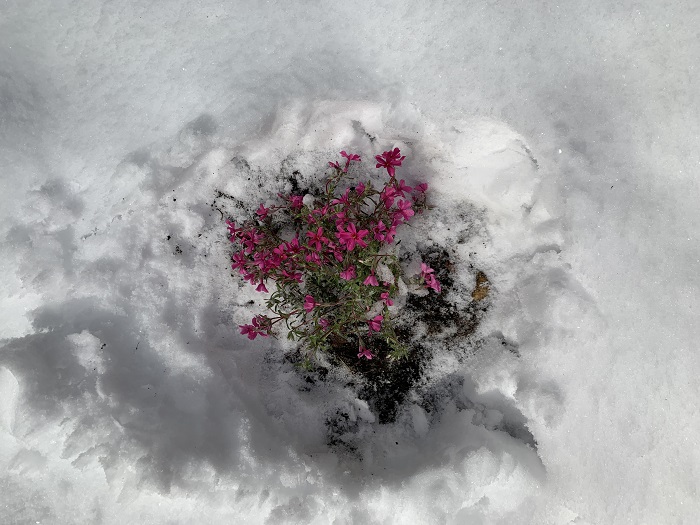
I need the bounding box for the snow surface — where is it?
[1,1,699,523]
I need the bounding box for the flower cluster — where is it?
[230,149,441,361]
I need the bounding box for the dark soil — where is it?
[326,335,428,424]
[222,170,493,432]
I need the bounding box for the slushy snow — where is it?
[1,1,699,524]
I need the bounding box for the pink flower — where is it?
[286,236,301,253]
[381,186,397,208]
[330,151,361,173]
[358,346,373,360]
[319,318,330,329]
[226,220,243,238]
[312,204,331,217]
[325,241,344,262]
[393,199,414,222]
[256,203,269,220]
[355,182,366,195]
[395,179,413,198]
[341,151,361,170]
[306,227,329,251]
[273,243,289,260]
[420,263,441,293]
[375,148,405,177]
[363,273,379,286]
[341,151,361,162]
[331,188,352,207]
[231,251,248,273]
[340,265,356,280]
[304,295,317,313]
[330,245,344,262]
[256,282,269,293]
[415,182,428,193]
[240,316,269,340]
[253,249,275,271]
[282,269,303,283]
[425,274,442,293]
[337,223,369,251]
[239,324,258,340]
[383,223,397,244]
[241,229,265,254]
[335,211,349,230]
[305,251,321,265]
[368,315,383,334]
[373,220,388,241]
[289,195,304,209]
[380,291,394,306]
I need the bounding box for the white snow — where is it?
[1,1,699,523]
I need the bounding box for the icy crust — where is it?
[0,101,605,524]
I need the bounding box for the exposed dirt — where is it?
[219,170,493,433]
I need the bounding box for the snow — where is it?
[1,1,699,523]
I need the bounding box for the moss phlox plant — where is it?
[229,149,441,361]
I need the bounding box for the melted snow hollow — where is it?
[1,2,699,523]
